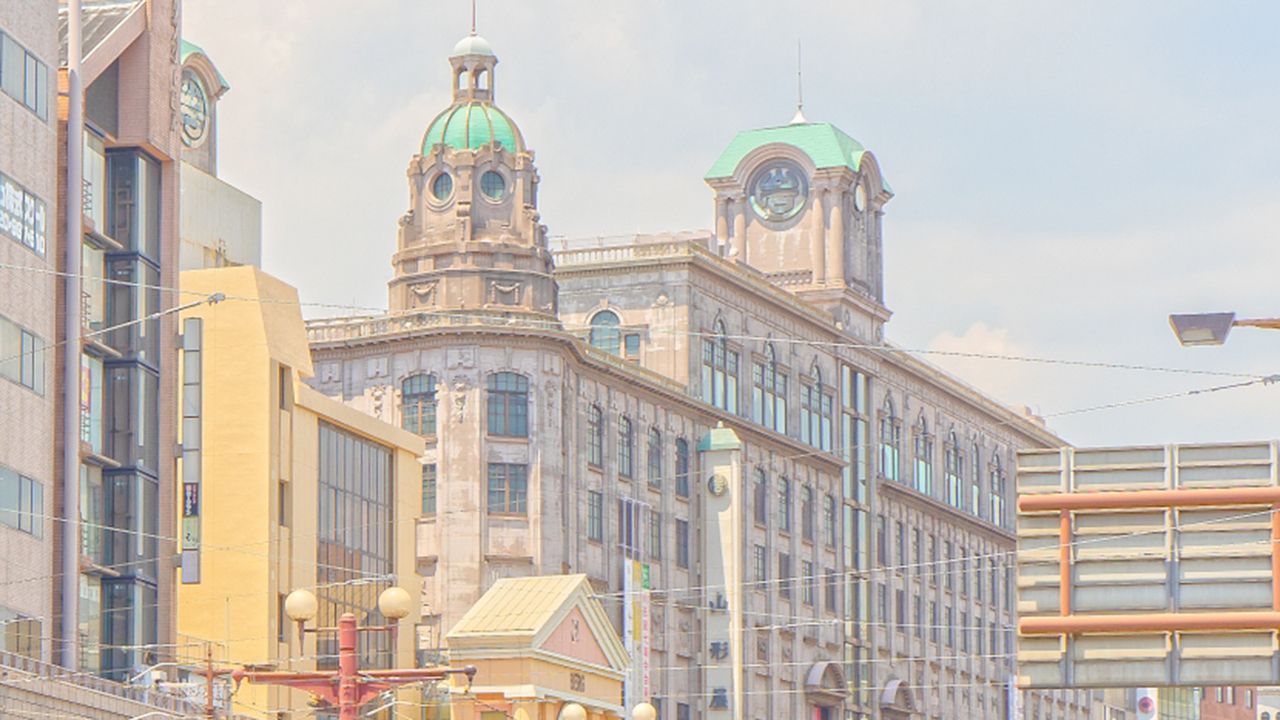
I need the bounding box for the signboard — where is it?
[1016,442,1280,688]
[0,172,47,257]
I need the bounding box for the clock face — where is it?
[180,70,209,148]
[708,474,729,497]
[749,160,808,223]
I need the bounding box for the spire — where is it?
[790,39,806,125]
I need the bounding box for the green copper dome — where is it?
[422,102,524,154]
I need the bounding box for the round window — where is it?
[480,171,506,200]
[854,183,867,212]
[432,172,453,200]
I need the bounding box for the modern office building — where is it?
[176,266,425,718]
[301,31,1091,720]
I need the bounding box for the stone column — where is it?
[715,197,729,255]
[731,198,747,264]
[810,190,826,283]
[828,189,845,286]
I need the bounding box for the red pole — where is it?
[338,613,359,720]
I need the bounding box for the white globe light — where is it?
[632,703,657,720]
[560,703,587,720]
[284,589,318,622]
[379,587,413,620]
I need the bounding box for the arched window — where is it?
[753,469,768,525]
[674,438,690,497]
[486,372,528,437]
[913,414,933,496]
[586,405,603,467]
[778,477,792,532]
[801,485,815,542]
[752,344,787,432]
[701,319,739,412]
[647,427,662,488]
[801,365,832,451]
[944,431,962,508]
[589,310,622,355]
[990,453,1007,527]
[879,397,900,482]
[402,373,437,436]
[971,442,983,519]
[618,417,634,478]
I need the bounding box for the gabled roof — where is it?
[58,0,145,67]
[446,574,629,672]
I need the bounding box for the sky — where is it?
[183,0,1280,448]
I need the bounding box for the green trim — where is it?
[698,425,742,452]
[705,122,880,184]
[179,39,229,92]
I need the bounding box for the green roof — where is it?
[698,424,742,452]
[422,101,524,154]
[706,122,890,192]
[180,39,229,92]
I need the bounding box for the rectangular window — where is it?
[778,552,792,599]
[894,521,904,568]
[895,589,905,632]
[0,466,42,538]
[277,593,288,642]
[875,515,886,564]
[619,498,641,556]
[825,568,837,611]
[801,560,815,606]
[913,529,922,577]
[701,335,739,413]
[0,606,42,660]
[0,32,48,120]
[752,355,787,433]
[677,704,690,720]
[930,601,939,643]
[914,596,923,638]
[278,480,289,526]
[618,417,634,478]
[402,374,438,436]
[675,518,689,568]
[587,405,603,467]
[647,510,661,559]
[486,464,527,514]
[753,544,767,588]
[647,428,662,488]
[674,438,690,497]
[823,494,837,547]
[421,464,437,516]
[278,364,291,408]
[944,541,953,591]
[486,372,528,437]
[975,555,984,602]
[801,485,814,541]
[945,607,954,647]
[0,317,45,394]
[587,490,603,542]
[800,381,832,451]
[778,478,792,532]
[961,611,969,652]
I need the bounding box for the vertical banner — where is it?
[624,557,635,709]
[640,563,651,701]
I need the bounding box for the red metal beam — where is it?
[1019,486,1280,512]
[1020,611,1280,635]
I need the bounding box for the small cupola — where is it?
[449,34,497,102]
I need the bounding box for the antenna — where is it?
[791,39,807,124]
[471,0,477,35]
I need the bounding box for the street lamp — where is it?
[633,702,658,720]
[1170,312,1280,346]
[233,586,476,720]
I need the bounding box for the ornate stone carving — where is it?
[411,281,438,307]
[452,379,469,422]
[446,348,475,369]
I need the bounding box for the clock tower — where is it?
[705,118,893,339]
[388,34,556,319]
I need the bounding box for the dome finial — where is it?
[791,39,807,125]
[471,0,477,36]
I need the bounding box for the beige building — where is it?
[176,266,425,718]
[0,0,58,668]
[298,31,1086,720]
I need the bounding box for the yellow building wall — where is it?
[177,267,425,717]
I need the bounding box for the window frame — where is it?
[486,463,528,515]
[618,416,634,479]
[752,344,787,433]
[587,405,604,468]
[589,310,622,355]
[402,373,438,436]
[486,372,529,437]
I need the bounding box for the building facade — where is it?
[0,0,58,668]
[297,32,1094,720]
[177,266,425,718]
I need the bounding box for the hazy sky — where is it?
[184,0,1280,447]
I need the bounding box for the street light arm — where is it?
[1233,317,1280,330]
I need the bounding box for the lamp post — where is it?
[1169,312,1280,346]
[232,587,476,720]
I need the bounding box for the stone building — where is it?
[304,31,1090,720]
